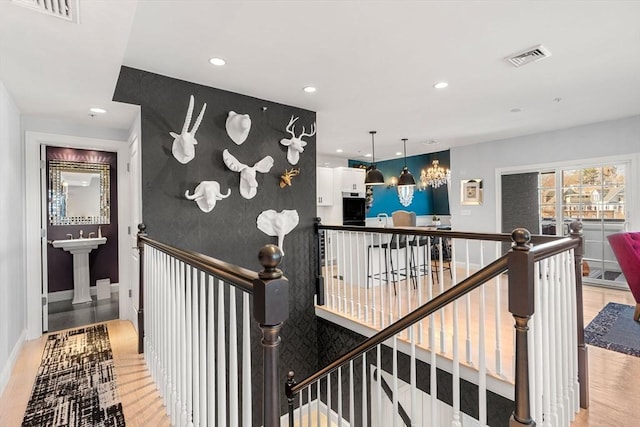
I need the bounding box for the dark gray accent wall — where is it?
[46,147,119,293]
[113,67,318,424]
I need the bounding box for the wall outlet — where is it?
[461,209,472,216]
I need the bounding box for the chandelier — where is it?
[421,159,450,189]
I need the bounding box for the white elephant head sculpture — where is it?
[280,115,316,165]
[223,149,274,199]
[225,111,251,145]
[184,181,231,212]
[257,209,299,254]
[169,95,207,164]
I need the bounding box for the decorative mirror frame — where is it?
[49,160,110,225]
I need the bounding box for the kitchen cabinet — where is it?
[337,167,366,194]
[316,167,334,206]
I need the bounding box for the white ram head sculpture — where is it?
[184,181,231,213]
[169,95,207,164]
[223,149,274,199]
[279,115,316,165]
[256,209,299,254]
[225,111,251,145]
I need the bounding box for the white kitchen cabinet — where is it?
[316,167,334,206]
[337,167,366,194]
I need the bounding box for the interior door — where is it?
[128,129,142,329]
[40,145,49,332]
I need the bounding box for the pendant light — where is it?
[364,131,385,185]
[397,138,416,186]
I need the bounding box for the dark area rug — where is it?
[22,324,125,427]
[584,302,640,357]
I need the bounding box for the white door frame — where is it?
[25,131,131,340]
[127,113,142,331]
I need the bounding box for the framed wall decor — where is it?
[461,179,483,205]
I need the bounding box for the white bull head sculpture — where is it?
[170,95,207,164]
[223,149,274,199]
[256,209,299,254]
[280,115,316,165]
[184,181,231,213]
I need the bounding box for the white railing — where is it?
[296,225,585,426]
[142,245,253,427]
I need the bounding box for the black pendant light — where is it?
[397,138,416,186]
[365,131,385,185]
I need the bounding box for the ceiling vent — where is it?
[505,45,552,68]
[11,0,79,23]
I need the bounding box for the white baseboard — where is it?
[0,328,26,397]
[48,283,120,303]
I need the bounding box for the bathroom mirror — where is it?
[49,160,110,225]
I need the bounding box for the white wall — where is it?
[22,116,128,142]
[450,115,640,234]
[0,81,26,395]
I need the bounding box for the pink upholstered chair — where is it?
[607,232,640,321]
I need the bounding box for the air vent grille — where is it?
[505,45,551,68]
[11,0,79,23]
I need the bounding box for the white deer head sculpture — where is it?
[184,181,231,213]
[169,95,207,164]
[223,149,274,199]
[280,115,316,165]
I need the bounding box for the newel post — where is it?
[314,217,325,305]
[569,220,589,408]
[508,228,536,427]
[136,223,147,354]
[253,244,290,427]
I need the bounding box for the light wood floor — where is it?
[0,287,638,426]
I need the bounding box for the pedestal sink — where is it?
[52,237,107,304]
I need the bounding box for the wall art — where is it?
[279,168,300,188]
[223,149,274,199]
[461,179,483,205]
[184,181,231,212]
[225,111,251,145]
[256,209,299,254]
[280,115,316,165]
[169,95,207,164]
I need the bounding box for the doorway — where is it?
[43,146,120,332]
[500,160,631,289]
[25,131,132,340]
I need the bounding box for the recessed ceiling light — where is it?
[395,151,403,156]
[510,108,522,113]
[364,153,372,158]
[89,107,106,114]
[303,86,317,93]
[433,81,449,89]
[336,149,343,153]
[209,57,226,66]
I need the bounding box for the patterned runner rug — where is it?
[585,302,640,357]
[22,324,125,426]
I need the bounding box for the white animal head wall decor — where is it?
[184,181,231,213]
[170,95,207,164]
[256,209,299,254]
[280,115,316,165]
[225,111,252,145]
[223,149,274,199]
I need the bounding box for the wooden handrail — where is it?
[318,223,560,245]
[139,234,257,294]
[288,255,510,395]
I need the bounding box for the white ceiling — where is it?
[2,1,640,161]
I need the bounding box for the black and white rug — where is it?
[22,324,126,426]
[584,302,640,357]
